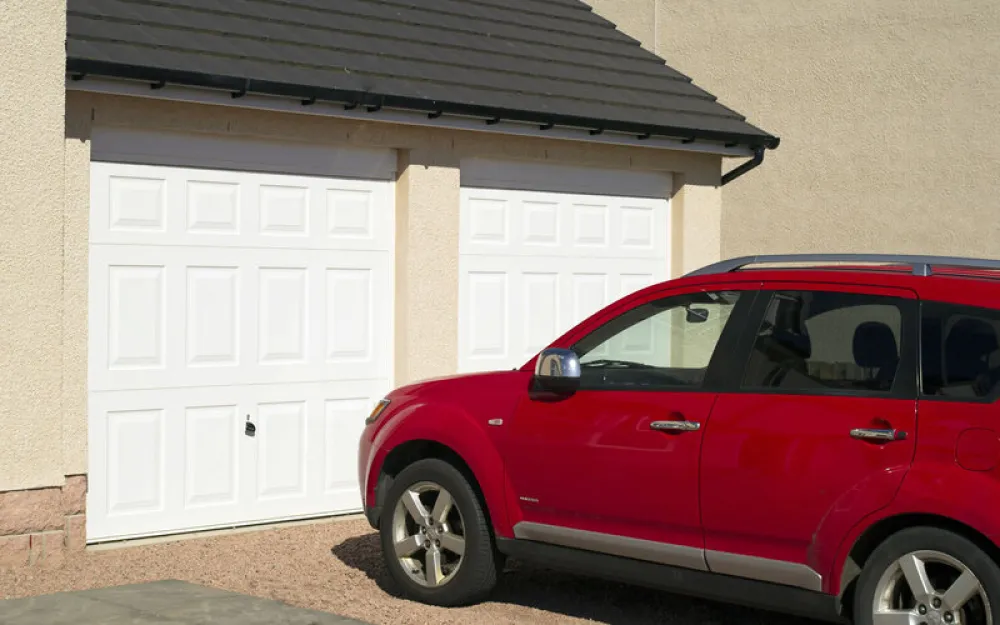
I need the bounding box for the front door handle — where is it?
[651,420,701,432]
[850,428,907,442]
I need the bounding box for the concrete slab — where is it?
[0,580,371,625]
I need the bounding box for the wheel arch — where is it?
[836,512,1000,613]
[373,439,496,535]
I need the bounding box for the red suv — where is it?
[358,254,1000,625]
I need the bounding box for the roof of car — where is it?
[668,262,1000,311]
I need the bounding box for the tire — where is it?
[379,458,500,606]
[853,526,1000,625]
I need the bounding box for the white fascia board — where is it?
[66,76,753,159]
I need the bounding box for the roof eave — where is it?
[66,58,780,152]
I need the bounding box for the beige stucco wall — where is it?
[0,0,68,491]
[587,0,1000,258]
[585,0,657,52]
[18,90,723,492]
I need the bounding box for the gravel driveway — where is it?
[0,517,825,624]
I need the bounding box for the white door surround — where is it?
[458,160,673,374]
[87,129,395,542]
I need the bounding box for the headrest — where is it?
[945,317,999,358]
[944,318,999,383]
[853,321,899,368]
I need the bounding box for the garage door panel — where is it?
[459,254,663,372]
[241,382,381,521]
[256,400,308,501]
[183,404,241,509]
[88,388,249,540]
[106,265,168,371]
[90,158,393,542]
[323,398,370,496]
[90,163,393,252]
[523,272,560,356]
[90,246,391,393]
[87,380,382,541]
[465,271,511,363]
[105,407,166,517]
[459,181,669,374]
[187,266,241,368]
[460,188,668,260]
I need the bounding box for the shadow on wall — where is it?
[330,533,824,625]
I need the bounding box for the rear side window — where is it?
[741,290,909,393]
[921,301,1000,400]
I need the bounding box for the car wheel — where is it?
[379,458,500,606]
[854,526,1000,625]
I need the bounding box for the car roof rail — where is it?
[684,253,1000,278]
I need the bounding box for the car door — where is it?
[699,282,919,591]
[504,283,760,563]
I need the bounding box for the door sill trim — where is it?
[511,521,823,593]
[497,537,843,623]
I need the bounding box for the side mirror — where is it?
[532,348,581,395]
[686,307,710,323]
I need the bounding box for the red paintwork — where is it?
[359,370,528,538]
[826,397,1000,594]
[956,429,1000,472]
[701,393,917,568]
[506,389,715,550]
[358,266,1000,600]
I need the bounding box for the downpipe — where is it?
[721,146,767,186]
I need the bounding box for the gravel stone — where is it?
[0,517,825,624]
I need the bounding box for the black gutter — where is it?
[721,146,766,186]
[66,58,781,152]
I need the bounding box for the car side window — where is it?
[571,290,745,390]
[741,290,907,393]
[921,301,1000,400]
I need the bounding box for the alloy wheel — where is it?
[391,480,467,588]
[872,549,992,625]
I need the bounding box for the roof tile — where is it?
[66,0,778,148]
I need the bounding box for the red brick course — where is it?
[0,475,88,567]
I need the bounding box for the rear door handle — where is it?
[850,428,907,442]
[651,420,701,432]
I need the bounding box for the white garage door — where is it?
[458,161,672,373]
[87,133,394,542]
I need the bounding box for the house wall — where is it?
[0,0,70,492]
[585,0,657,52]
[0,0,85,565]
[1,73,724,558]
[587,0,1000,258]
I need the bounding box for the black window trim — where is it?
[726,288,921,401]
[568,288,762,393]
[917,298,1000,405]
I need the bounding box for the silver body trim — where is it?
[512,521,823,593]
[684,253,1000,278]
[513,521,708,572]
[705,550,824,593]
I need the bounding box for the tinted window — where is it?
[571,290,745,390]
[921,301,1000,400]
[741,291,906,393]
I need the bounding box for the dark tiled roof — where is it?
[66,0,778,150]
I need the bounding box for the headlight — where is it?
[366,398,391,425]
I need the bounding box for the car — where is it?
[357,253,1000,625]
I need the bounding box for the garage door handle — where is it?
[245,415,256,437]
[650,420,700,432]
[850,428,905,442]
